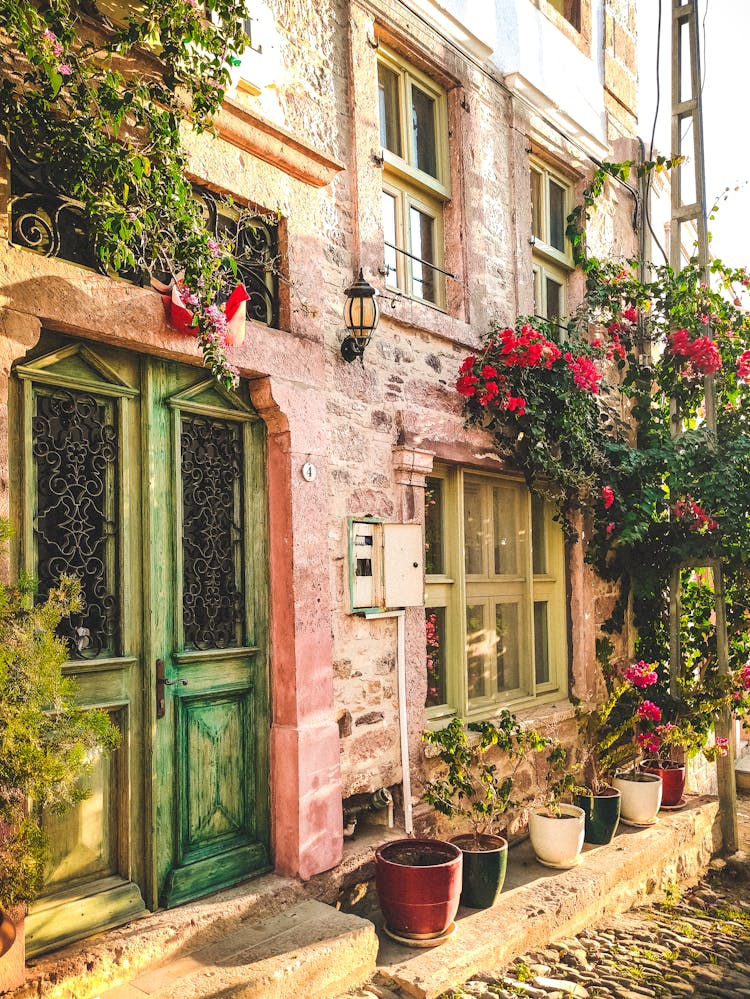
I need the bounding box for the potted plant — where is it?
[421,714,549,908]
[598,660,664,826]
[572,704,623,845]
[0,522,119,987]
[374,838,463,942]
[638,723,688,808]
[528,742,586,868]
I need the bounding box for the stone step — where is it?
[97,900,378,999]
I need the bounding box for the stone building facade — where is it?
[0,0,642,958]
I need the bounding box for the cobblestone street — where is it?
[338,795,750,999]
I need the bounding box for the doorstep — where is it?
[6,827,399,999]
[372,794,721,999]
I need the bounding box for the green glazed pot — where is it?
[450,833,508,909]
[573,786,621,845]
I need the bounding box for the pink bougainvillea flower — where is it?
[565,354,602,393]
[636,700,662,722]
[637,732,662,755]
[625,661,658,688]
[623,306,638,323]
[57,63,72,75]
[668,329,722,376]
[737,349,750,382]
[715,737,729,756]
[674,496,718,532]
[601,486,615,510]
[606,521,615,535]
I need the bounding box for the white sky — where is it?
[637,0,750,266]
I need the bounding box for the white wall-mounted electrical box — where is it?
[348,518,425,613]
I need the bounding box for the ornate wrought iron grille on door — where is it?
[33,386,119,659]
[180,415,244,651]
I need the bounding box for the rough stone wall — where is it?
[604,0,638,140]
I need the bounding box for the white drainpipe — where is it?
[364,609,413,835]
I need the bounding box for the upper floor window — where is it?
[530,159,573,326]
[425,466,567,722]
[377,46,450,308]
[546,0,581,31]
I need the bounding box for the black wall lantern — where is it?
[341,268,380,363]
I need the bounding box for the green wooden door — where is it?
[11,337,269,954]
[143,360,270,908]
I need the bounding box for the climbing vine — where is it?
[0,0,252,386]
[457,161,750,745]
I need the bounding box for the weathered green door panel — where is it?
[25,880,147,957]
[145,360,270,908]
[14,340,148,956]
[13,337,270,951]
[179,686,253,858]
[163,843,270,909]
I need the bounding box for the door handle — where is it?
[156,658,188,719]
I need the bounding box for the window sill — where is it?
[423,697,575,736]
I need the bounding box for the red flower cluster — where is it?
[564,352,602,393]
[636,700,662,722]
[622,306,639,324]
[456,325,603,415]
[668,328,722,377]
[625,661,658,688]
[601,486,615,510]
[674,497,718,532]
[504,395,526,416]
[495,325,562,369]
[737,349,750,382]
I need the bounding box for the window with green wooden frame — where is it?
[530,159,574,327]
[377,45,450,309]
[424,465,567,721]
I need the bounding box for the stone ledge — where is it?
[10,827,399,999]
[376,795,721,999]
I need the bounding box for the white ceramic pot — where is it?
[613,771,662,825]
[529,803,585,868]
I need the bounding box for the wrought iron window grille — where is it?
[7,134,280,328]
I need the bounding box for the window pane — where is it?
[411,84,438,178]
[548,179,566,251]
[425,477,444,574]
[425,607,447,707]
[531,171,543,241]
[466,603,487,700]
[532,493,547,574]
[378,63,402,157]
[382,191,399,289]
[546,276,562,321]
[464,481,484,575]
[493,486,519,575]
[409,207,436,303]
[534,601,550,684]
[496,603,520,692]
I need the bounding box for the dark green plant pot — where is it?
[451,833,508,908]
[573,787,621,845]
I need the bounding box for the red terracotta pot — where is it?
[641,759,686,807]
[375,838,462,938]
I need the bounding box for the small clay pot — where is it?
[640,759,686,807]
